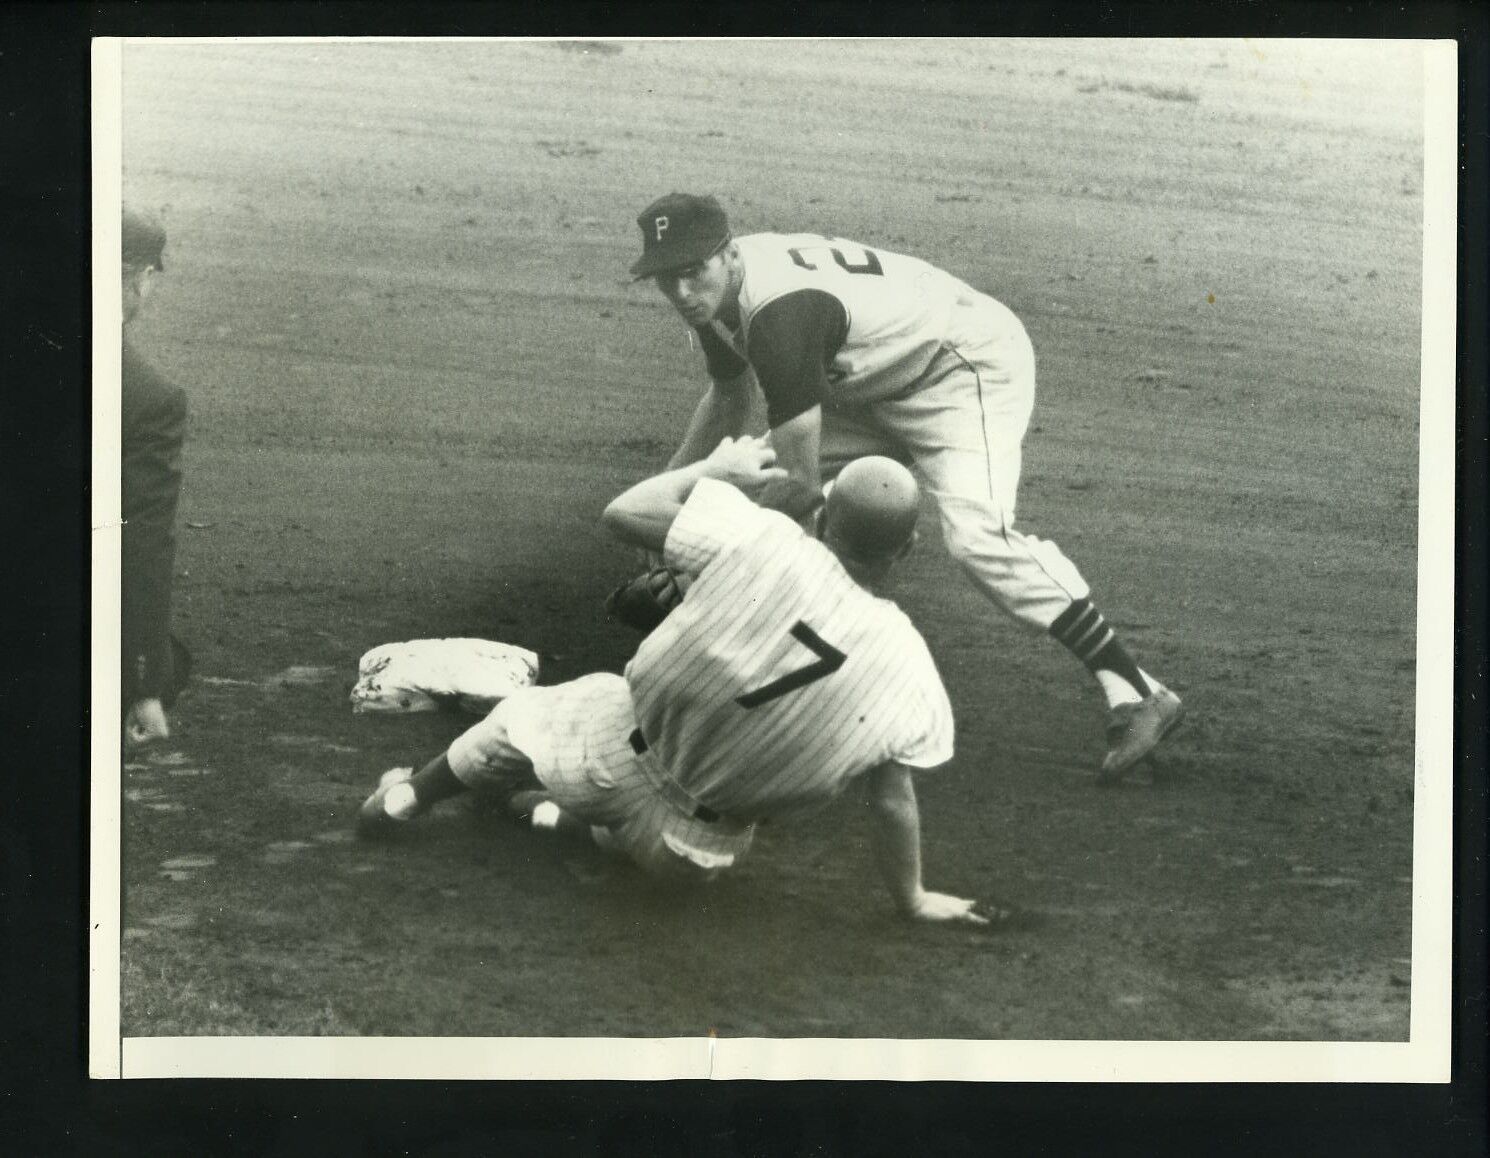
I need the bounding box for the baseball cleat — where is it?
[1098,685,1185,783]
[355,766,422,839]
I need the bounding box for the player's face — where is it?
[122,265,157,326]
[653,246,737,326]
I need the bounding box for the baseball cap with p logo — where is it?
[629,193,731,279]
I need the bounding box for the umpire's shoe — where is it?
[1098,685,1184,783]
[356,767,424,839]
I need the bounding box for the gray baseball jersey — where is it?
[687,231,1092,633]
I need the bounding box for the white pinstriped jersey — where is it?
[624,479,954,819]
[708,232,995,405]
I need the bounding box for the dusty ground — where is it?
[115,39,1422,1041]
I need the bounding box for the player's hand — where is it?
[124,697,171,749]
[702,436,788,496]
[905,890,991,926]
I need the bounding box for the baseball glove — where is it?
[605,566,686,633]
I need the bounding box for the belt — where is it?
[629,727,721,824]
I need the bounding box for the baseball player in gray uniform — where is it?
[358,439,993,927]
[628,193,1184,782]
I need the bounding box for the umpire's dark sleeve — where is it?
[121,344,187,705]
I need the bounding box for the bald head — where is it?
[820,457,920,579]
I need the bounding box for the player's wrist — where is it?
[693,455,728,482]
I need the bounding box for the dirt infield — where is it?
[116,40,1421,1041]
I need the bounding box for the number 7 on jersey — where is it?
[736,621,847,709]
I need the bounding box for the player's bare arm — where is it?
[603,436,786,553]
[758,405,827,520]
[866,761,989,926]
[667,370,753,469]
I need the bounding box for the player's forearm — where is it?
[668,378,750,469]
[757,406,825,519]
[757,473,825,520]
[866,763,928,914]
[606,437,786,552]
[601,460,713,552]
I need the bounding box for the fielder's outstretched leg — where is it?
[931,489,1184,780]
[876,322,1184,779]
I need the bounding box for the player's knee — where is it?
[446,722,528,790]
[937,506,1011,564]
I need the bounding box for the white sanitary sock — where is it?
[383,780,420,820]
[1096,668,1155,709]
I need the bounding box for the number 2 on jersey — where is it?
[787,241,884,276]
[736,621,848,709]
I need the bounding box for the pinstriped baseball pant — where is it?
[819,296,1090,631]
[446,674,755,879]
